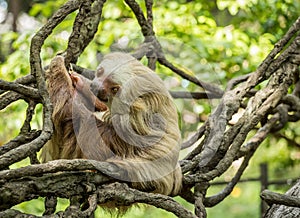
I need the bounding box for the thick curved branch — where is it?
[0,171,111,210]
[0,132,51,170]
[97,183,197,218]
[261,190,300,208]
[0,74,35,95]
[124,0,154,37]
[263,180,300,217]
[30,0,81,76]
[0,79,40,100]
[0,130,41,156]
[65,0,106,65]
[0,159,122,181]
[145,0,154,29]
[0,91,23,110]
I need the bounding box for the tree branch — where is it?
[0,79,40,100]
[0,91,23,110]
[65,0,106,65]
[158,57,224,96]
[0,130,41,156]
[263,180,300,217]
[97,183,197,218]
[0,74,35,95]
[261,190,300,207]
[124,0,154,37]
[0,159,122,181]
[0,171,111,210]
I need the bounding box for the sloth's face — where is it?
[90,68,121,107]
[91,77,120,103]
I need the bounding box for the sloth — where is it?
[41,52,182,196]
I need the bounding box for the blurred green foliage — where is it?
[0,0,300,217]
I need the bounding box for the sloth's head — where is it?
[90,52,169,109]
[90,53,139,108]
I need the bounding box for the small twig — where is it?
[181,124,206,151]
[171,91,222,99]
[273,132,300,149]
[226,72,253,91]
[158,57,224,96]
[181,140,205,174]
[20,100,37,133]
[204,150,256,207]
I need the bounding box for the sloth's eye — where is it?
[111,86,120,94]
